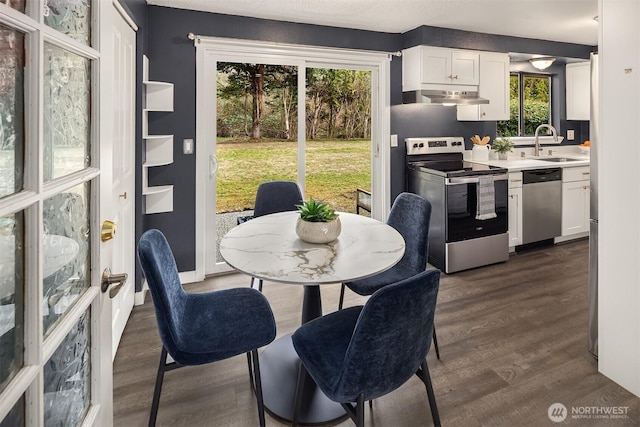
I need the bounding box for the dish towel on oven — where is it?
[476,175,497,220]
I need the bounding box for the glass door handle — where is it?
[209,154,218,178]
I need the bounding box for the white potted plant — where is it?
[295,198,341,244]
[492,137,515,160]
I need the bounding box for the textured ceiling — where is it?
[146,0,598,45]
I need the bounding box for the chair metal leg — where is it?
[149,347,167,427]
[250,277,264,292]
[246,352,255,392]
[338,283,346,310]
[292,362,307,427]
[433,327,441,360]
[416,359,441,427]
[340,394,365,427]
[251,350,266,427]
[149,347,181,427]
[356,394,365,427]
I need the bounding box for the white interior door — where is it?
[0,1,117,425]
[110,5,136,360]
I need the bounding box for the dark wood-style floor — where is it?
[114,239,640,426]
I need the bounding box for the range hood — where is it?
[403,89,489,105]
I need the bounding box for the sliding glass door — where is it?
[195,39,390,277]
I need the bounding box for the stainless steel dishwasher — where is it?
[522,168,562,244]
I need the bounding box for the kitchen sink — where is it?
[537,157,582,163]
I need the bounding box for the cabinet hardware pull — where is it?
[511,179,522,183]
[582,172,590,175]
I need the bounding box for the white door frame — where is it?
[110,3,136,361]
[194,37,391,280]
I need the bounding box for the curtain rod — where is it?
[187,33,402,57]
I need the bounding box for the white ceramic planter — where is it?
[295,216,341,244]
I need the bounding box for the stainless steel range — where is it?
[406,137,509,273]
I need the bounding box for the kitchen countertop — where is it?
[464,146,590,171]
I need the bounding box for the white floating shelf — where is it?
[144,186,174,215]
[145,135,173,165]
[142,55,175,214]
[144,83,174,112]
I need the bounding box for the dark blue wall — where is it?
[139,5,595,276]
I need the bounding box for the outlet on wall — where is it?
[567,130,575,141]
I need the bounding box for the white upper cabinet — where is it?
[457,52,510,121]
[402,46,480,90]
[566,61,590,121]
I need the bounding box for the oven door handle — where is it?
[446,174,509,185]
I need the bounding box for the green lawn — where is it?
[216,138,371,213]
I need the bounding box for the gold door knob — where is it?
[101,220,116,242]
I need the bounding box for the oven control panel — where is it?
[405,137,465,155]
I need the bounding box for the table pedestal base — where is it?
[260,333,346,424]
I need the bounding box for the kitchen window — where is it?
[498,73,552,137]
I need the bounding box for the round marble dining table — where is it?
[220,211,405,424]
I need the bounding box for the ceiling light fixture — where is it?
[529,56,556,71]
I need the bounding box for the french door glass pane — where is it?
[0,0,26,13]
[44,0,91,46]
[0,24,25,199]
[0,395,24,427]
[42,183,90,336]
[44,310,90,426]
[215,62,298,262]
[305,68,371,213]
[43,43,91,181]
[0,211,24,394]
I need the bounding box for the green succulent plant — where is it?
[491,137,515,154]
[297,198,339,222]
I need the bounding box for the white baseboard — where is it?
[179,270,199,284]
[134,270,200,306]
[134,285,147,306]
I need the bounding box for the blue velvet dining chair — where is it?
[338,191,440,359]
[292,269,442,427]
[137,229,277,427]
[237,180,303,291]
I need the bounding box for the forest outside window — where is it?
[498,73,552,137]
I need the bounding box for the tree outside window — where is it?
[498,73,552,136]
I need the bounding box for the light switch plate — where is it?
[390,134,398,147]
[567,130,575,141]
[183,139,193,154]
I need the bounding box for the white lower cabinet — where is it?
[508,172,523,247]
[562,166,591,236]
[561,166,591,236]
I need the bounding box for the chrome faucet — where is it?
[534,124,559,156]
